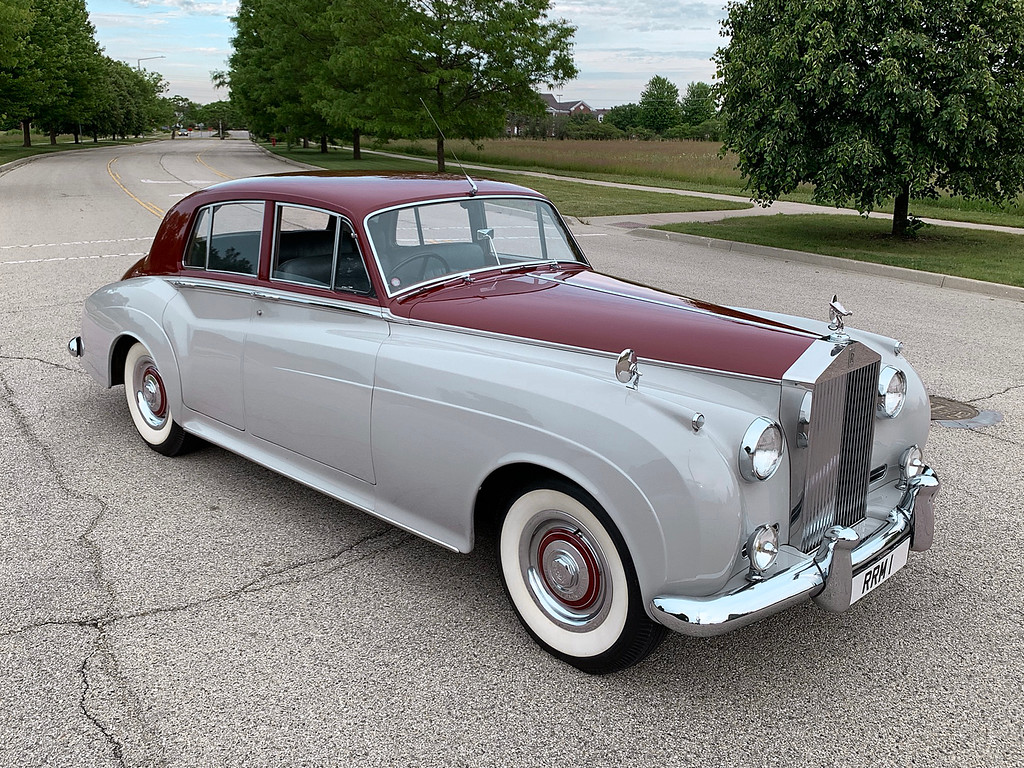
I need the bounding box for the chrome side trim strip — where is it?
[167,278,385,318]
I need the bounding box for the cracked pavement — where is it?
[1,139,1022,767]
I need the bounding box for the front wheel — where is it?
[123,342,193,456]
[498,480,666,674]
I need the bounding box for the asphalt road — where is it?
[1,137,1022,767]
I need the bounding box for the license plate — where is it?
[851,537,911,605]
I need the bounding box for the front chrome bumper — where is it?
[651,467,939,637]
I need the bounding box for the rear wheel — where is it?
[123,342,193,456]
[498,480,666,674]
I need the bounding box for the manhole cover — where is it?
[930,396,979,421]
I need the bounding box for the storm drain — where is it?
[930,396,1003,429]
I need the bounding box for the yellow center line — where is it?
[196,152,234,180]
[107,157,164,218]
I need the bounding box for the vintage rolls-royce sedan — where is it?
[69,172,939,673]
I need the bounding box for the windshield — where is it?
[366,197,586,295]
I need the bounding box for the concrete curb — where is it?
[250,140,320,170]
[630,227,1024,302]
[0,152,48,178]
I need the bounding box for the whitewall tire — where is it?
[123,342,192,456]
[498,480,665,674]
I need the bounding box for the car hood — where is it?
[396,267,820,380]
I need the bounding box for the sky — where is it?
[86,0,728,108]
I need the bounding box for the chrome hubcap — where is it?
[522,513,610,631]
[134,361,167,429]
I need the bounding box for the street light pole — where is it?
[135,55,165,70]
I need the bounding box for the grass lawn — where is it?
[657,214,1024,287]
[0,131,159,165]
[268,145,751,218]
[384,138,1024,229]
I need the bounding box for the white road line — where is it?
[0,237,153,250]
[2,253,146,265]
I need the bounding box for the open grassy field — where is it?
[658,215,1024,287]
[268,145,750,218]
[387,138,1024,229]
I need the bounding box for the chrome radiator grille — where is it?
[796,346,880,552]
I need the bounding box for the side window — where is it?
[272,205,373,296]
[185,208,211,268]
[207,203,262,275]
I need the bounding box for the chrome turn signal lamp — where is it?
[745,524,780,580]
[739,417,784,481]
[877,366,907,418]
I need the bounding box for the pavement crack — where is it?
[79,629,128,766]
[966,383,1024,404]
[108,526,414,626]
[0,368,141,762]
[0,352,85,375]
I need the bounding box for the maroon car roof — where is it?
[191,172,544,218]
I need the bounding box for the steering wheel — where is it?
[389,252,452,286]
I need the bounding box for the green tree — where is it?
[229,0,339,151]
[34,0,103,144]
[0,0,32,71]
[330,0,578,171]
[602,102,642,133]
[638,75,681,135]
[679,81,715,126]
[716,0,1024,236]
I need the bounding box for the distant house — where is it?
[538,93,593,116]
[508,94,600,137]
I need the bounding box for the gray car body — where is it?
[78,272,931,625]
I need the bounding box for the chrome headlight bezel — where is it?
[739,417,785,482]
[877,366,907,418]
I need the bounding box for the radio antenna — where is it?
[420,97,477,196]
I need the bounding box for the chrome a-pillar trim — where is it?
[650,467,939,637]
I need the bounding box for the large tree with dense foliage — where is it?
[638,75,681,135]
[716,0,1024,236]
[0,0,32,72]
[229,0,340,150]
[330,0,578,170]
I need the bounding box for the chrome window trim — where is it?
[269,202,374,297]
[181,199,265,276]
[363,195,589,299]
[167,278,385,318]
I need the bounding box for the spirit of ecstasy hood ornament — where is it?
[828,295,853,343]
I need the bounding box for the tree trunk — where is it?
[436,134,445,173]
[22,120,31,147]
[352,129,361,160]
[50,128,57,145]
[892,183,911,237]
[320,134,328,153]
[302,137,309,149]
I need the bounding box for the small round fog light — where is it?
[746,524,779,578]
[898,445,925,489]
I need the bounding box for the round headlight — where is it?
[746,524,780,575]
[878,366,907,418]
[739,417,785,481]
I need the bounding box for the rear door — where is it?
[164,201,265,431]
